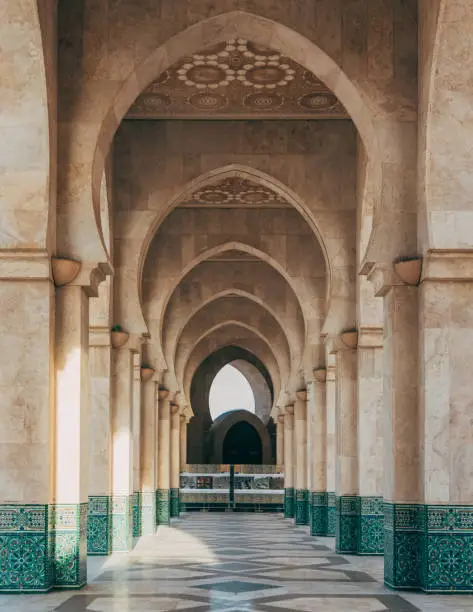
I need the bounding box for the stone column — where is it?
[417,254,473,592]
[132,353,142,538]
[310,370,328,536]
[368,265,420,589]
[157,390,171,525]
[170,404,181,518]
[88,327,112,555]
[334,343,358,554]
[356,327,384,555]
[111,345,135,552]
[276,415,285,468]
[283,405,295,518]
[140,377,157,536]
[294,392,309,525]
[326,364,336,535]
[54,285,89,588]
[0,261,56,592]
[179,415,187,473]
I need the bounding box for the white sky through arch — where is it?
[209,364,256,421]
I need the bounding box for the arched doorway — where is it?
[223,421,263,464]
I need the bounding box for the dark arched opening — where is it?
[223,421,263,464]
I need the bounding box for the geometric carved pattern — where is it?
[180,176,289,208]
[127,39,348,120]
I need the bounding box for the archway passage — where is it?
[223,421,262,464]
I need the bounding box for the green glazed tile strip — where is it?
[284,488,294,519]
[295,489,310,526]
[87,496,111,555]
[170,488,180,518]
[156,489,170,525]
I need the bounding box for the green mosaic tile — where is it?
[156,489,170,525]
[111,496,132,553]
[357,496,384,555]
[310,491,328,536]
[132,492,141,538]
[295,489,309,526]
[384,503,473,593]
[327,492,336,536]
[335,495,358,554]
[170,488,180,518]
[140,492,156,536]
[0,504,53,593]
[284,488,294,519]
[87,496,111,556]
[52,503,87,588]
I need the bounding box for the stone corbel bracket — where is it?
[357,326,383,349]
[366,262,403,297]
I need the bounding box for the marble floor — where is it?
[1,513,472,611]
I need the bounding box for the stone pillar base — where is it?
[295,489,309,525]
[336,495,358,553]
[385,503,473,593]
[310,492,336,536]
[0,504,54,593]
[156,489,170,525]
[132,492,141,538]
[87,496,111,555]
[284,488,294,518]
[53,504,88,589]
[170,489,180,518]
[358,497,384,555]
[140,492,156,536]
[336,496,384,555]
[111,496,132,552]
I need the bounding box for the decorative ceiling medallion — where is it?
[126,39,348,119]
[189,93,227,110]
[243,92,284,110]
[298,92,339,111]
[180,177,289,208]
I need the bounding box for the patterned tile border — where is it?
[170,488,180,518]
[0,503,90,592]
[132,492,141,538]
[140,491,156,536]
[385,503,473,593]
[284,488,294,519]
[295,489,310,526]
[335,496,384,555]
[0,504,53,592]
[111,495,132,553]
[311,491,327,536]
[336,495,358,554]
[87,496,111,556]
[53,503,88,589]
[156,489,170,525]
[358,497,384,555]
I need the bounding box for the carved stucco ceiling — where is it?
[127,38,348,119]
[179,176,290,208]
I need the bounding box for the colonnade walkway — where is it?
[1,514,471,612]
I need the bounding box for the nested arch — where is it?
[174,298,292,395]
[92,10,381,243]
[184,327,283,409]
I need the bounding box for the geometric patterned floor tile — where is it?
[193,580,280,593]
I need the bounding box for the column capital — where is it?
[326,365,336,382]
[89,325,111,347]
[313,367,327,383]
[284,403,294,415]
